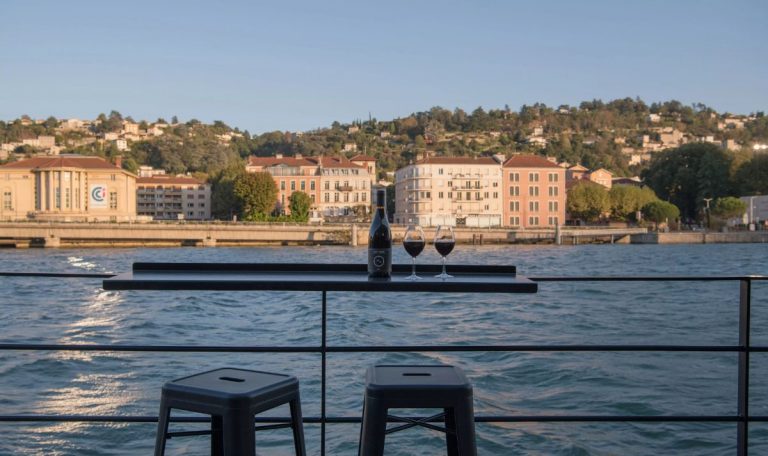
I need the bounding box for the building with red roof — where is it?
[136,174,211,220]
[0,154,136,222]
[502,154,566,228]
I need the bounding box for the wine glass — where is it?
[434,225,455,279]
[403,225,426,280]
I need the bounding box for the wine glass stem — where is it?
[411,256,416,276]
[442,256,447,276]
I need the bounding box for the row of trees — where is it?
[209,167,310,222]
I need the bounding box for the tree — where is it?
[608,185,658,221]
[642,201,680,229]
[233,172,278,220]
[711,197,747,220]
[288,191,311,222]
[210,164,246,220]
[734,155,768,195]
[641,143,733,220]
[567,181,610,222]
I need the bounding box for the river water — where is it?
[1,243,767,455]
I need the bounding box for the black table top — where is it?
[103,263,538,293]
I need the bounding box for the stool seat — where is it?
[359,364,477,456]
[155,367,306,456]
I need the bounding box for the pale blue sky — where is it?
[1,0,766,133]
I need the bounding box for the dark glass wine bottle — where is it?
[368,187,392,278]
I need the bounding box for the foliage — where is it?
[566,181,610,222]
[642,201,680,226]
[711,197,747,219]
[641,143,732,220]
[288,191,311,222]
[210,164,247,220]
[233,172,278,220]
[608,185,659,221]
[733,154,768,196]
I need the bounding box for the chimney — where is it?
[115,155,123,168]
[295,153,302,159]
[275,153,283,159]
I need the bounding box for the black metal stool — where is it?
[358,364,477,456]
[154,367,306,456]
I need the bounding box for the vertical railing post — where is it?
[321,290,327,456]
[737,279,751,456]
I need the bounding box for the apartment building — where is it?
[247,154,373,217]
[502,155,566,228]
[136,175,210,220]
[0,154,136,222]
[394,156,503,227]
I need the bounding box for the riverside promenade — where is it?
[0,222,651,248]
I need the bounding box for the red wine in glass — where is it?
[403,225,426,280]
[434,225,455,279]
[434,240,455,257]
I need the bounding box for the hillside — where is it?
[1,99,766,180]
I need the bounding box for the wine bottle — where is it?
[368,187,392,278]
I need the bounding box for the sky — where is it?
[1,0,766,133]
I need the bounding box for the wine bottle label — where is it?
[368,248,392,276]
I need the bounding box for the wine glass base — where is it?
[434,273,453,280]
[405,274,422,281]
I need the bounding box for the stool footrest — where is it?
[385,413,449,435]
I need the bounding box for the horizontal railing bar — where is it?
[0,344,754,353]
[530,276,768,282]
[2,272,767,281]
[0,272,115,278]
[0,414,762,424]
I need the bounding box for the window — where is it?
[448,181,453,187]
[439,192,444,198]
[324,182,330,190]
[55,188,61,209]
[493,192,498,198]
[311,194,316,203]
[548,173,559,182]
[334,193,339,202]
[475,192,481,200]
[549,201,558,212]
[291,181,296,191]
[549,186,559,196]
[509,201,519,212]
[465,191,471,200]
[188,202,194,208]
[509,172,519,182]
[548,216,559,226]
[529,216,539,226]
[344,193,349,202]
[311,181,316,191]
[199,203,206,208]
[492,181,498,187]
[529,201,539,212]
[362,192,366,202]
[484,192,489,198]
[2,191,11,210]
[65,188,70,208]
[109,192,118,209]
[111,174,116,181]
[509,186,520,196]
[529,186,539,196]
[509,216,520,226]
[281,181,286,190]
[438,168,444,175]
[529,172,539,182]
[301,181,306,191]
[324,193,330,202]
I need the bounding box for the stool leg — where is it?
[211,415,223,456]
[154,397,171,456]
[289,393,307,456]
[222,408,255,456]
[358,396,388,456]
[452,399,477,456]
[445,407,458,456]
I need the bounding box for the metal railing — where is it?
[0,272,765,455]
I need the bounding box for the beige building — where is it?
[0,154,136,222]
[247,154,374,218]
[136,175,211,220]
[503,155,566,228]
[394,156,503,227]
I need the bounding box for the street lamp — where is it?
[703,198,713,230]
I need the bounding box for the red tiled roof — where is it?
[248,156,316,167]
[0,155,121,170]
[316,156,365,169]
[350,154,376,162]
[137,175,204,185]
[415,156,499,165]
[502,155,561,168]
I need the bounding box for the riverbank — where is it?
[2,222,764,248]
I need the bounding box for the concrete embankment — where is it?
[0,222,647,248]
[631,231,768,244]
